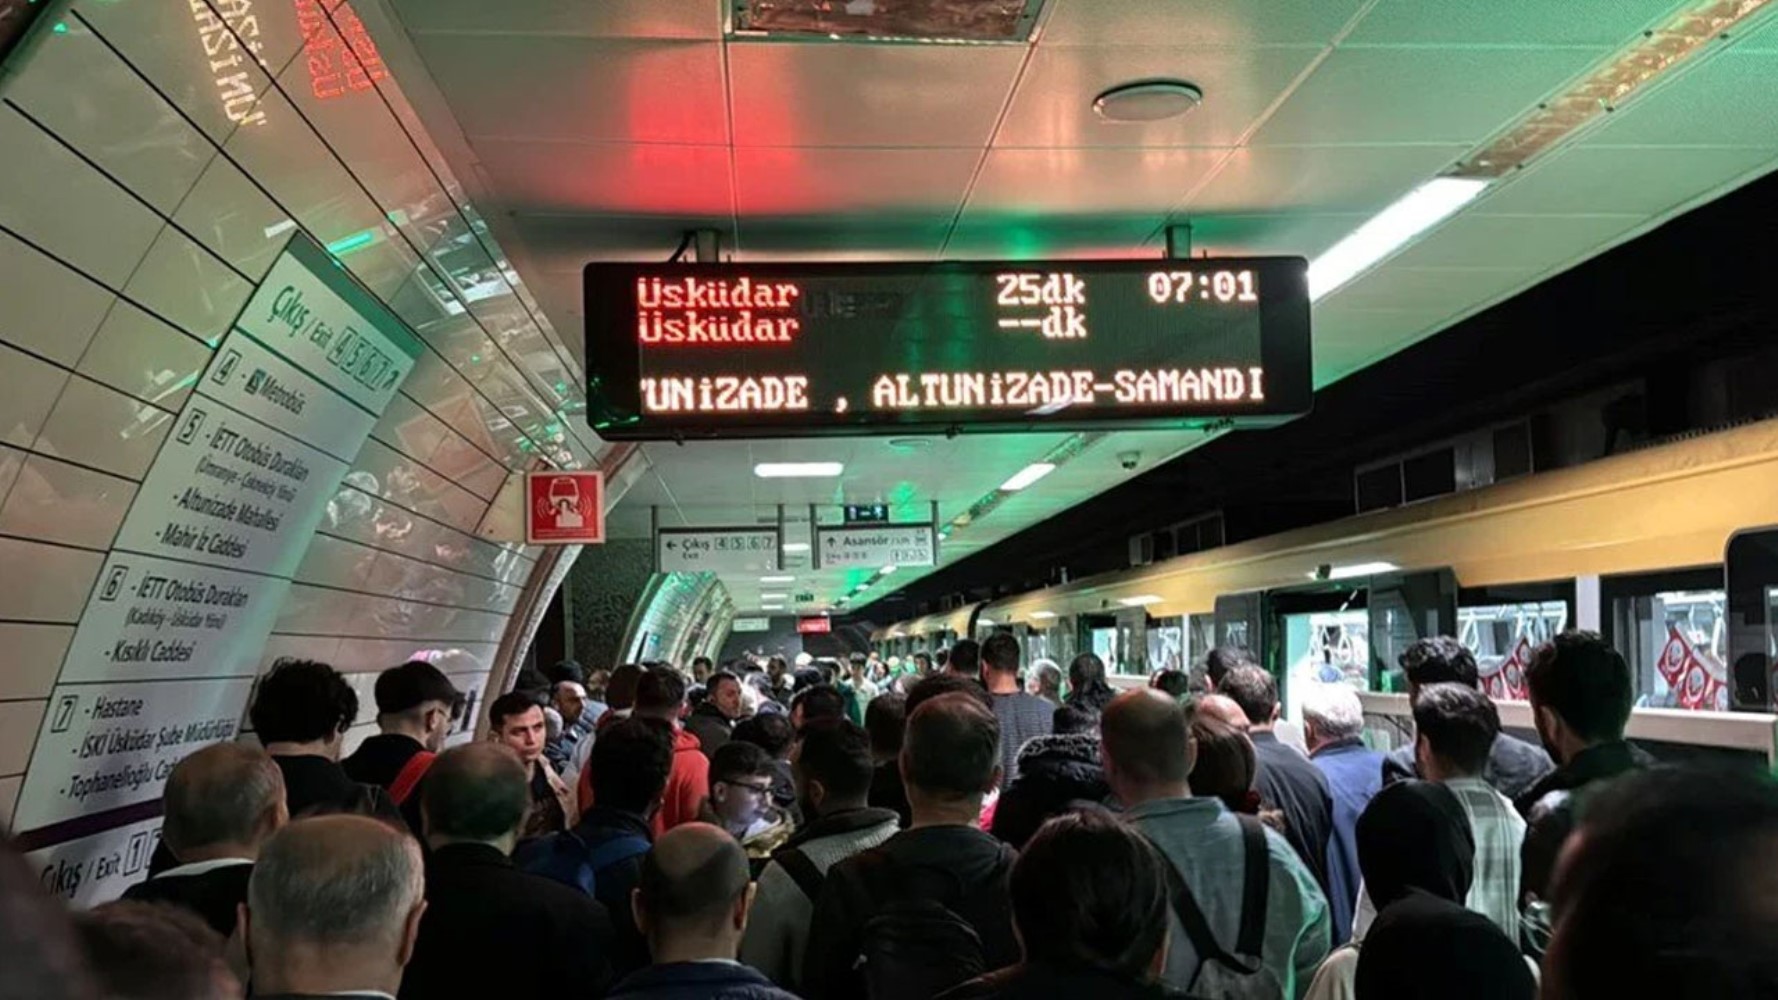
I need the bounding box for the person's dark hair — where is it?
[635,664,688,718]
[796,718,875,803]
[1413,682,1499,776]
[913,652,932,669]
[162,743,285,856]
[1151,669,1191,700]
[707,670,741,695]
[935,648,950,669]
[1398,636,1480,689]
[685,683,709,710]
[905,672,991,715]
[0,839,96,1000]
[606,663,644,711]
[1525,630,1634,744]
[1188,715,1256,813]
[791,666,824,693]
[249,659,357,744]
[512,665,552,700]
[981,632,1021,675]
[1102,690,1196,786]
[1219,665,1280,726]
[1010,811,1171,980]
[1357,780,1474,910]
[1203,646,1255,688]
[1052,703,1099,736]
[903,692,1001,799]
[75,901,237,1000]
[422,744,529,841]
[864,692,907,757]
[791,684,847,728]
[488,691,542,730]
[544,659,586,687]
[710,740,773,785]
[692,656,713,671]
[1067,653,1117,714]
[590,718,676,813]
[1547,766,1778,999]
[733,712,795,759]
[948,638,981,676]
[374,660,461,717]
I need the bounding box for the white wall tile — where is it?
[0,700,46,775]
[0,230,116,367]
[0,538,100,622]
[0,623,74,701]
[0,105,161,287]
[0,345,71,449]
[123,228,253,347]
[77,303,213,411]
[0,445,24,504]
[33,377,171,480]
[0,454,137,550]
[173,156,290,281]
[0,775,20,828]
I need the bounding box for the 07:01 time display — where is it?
[1146,269,1258,305]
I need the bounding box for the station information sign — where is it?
[584,257,1311,439]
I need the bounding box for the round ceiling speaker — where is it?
[1092,80,1205,123]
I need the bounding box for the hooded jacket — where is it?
[802,824,1019,999]
[990,731,1110,849]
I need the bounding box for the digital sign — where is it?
[584,257,1311,439]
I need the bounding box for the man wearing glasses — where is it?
[704,741,791,866]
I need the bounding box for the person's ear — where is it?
[984,764,1003,794]
[631,887,648,937]
[808,778,827,812]
[735,881,758,932]
[1414,733,1432,775]
[397,899,427,968]
[1269,703,1281,725]
[1183,734,1198,777]
[1146,927,1170,983]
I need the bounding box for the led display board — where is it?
[584,257,1311,439]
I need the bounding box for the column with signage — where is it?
[16,234,424,904]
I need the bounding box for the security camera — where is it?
[1117,450,1142,471]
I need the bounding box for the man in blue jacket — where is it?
[606,823,798,1000]
[1302,681,1384,944]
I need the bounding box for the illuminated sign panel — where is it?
[584,258,1311,439]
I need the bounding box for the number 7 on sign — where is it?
[1147,272,1194,304]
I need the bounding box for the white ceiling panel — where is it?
[474,141,735,216]
[727,42,1025,148]
[737,220,954,261]
[1187,144,1468,214]
[1582,50,1778,148]
[1387,212,1643,270]
[1475,145,1778,217]
[994,44,1318,149]
[1039,0,1370,47]
[413,35,729,144]
[943,217,1166,260]
[1344,0,1683,48]
[734,147,981,216]
[389,0,722,39]
[1329,265,1541,316]
[1172,213,1370,259]
[1254,47,1604,146]
[965,147,1229,215]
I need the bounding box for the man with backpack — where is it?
[520,717,676,978]
[1104,689,1332,1000]
[342,660,463,837]
[802,693,1018,999]
[740,718,900,989]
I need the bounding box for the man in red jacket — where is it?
[581,665,709,836]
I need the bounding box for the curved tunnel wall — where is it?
[0,2,601,904]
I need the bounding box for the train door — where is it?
[1726,527,1778,709]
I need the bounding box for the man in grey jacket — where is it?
[739,717,898,989]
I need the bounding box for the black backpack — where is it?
[1156,814,1283,1000]
[854,849,1016,1000]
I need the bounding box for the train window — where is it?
[1458,582,1576,702]
[1603,568,1729,711]
[1726,527,1778,708]
[1149,615,1187,675]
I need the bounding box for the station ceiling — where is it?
[373,0,1778,615]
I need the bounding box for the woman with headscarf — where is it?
[1305,780,1533,1000]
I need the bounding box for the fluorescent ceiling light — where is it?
[760,593,787,600]
[760,575,795,583]
[782,542,811,553]
[760,604,784,611]
[1030,610,1058,620]
[754,462,844,478]
[1308,178,1489,301]
[976,618,995,627]
[1313,561,1401,581]
[879,565,899,575]
[1000,462,1057,492]
[1119,594,1163,607]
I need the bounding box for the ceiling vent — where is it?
[730,0,1046,43]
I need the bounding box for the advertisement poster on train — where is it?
[13,234,424,854]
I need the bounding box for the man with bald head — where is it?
[401,743,614,998]
[1103,689,1331,997]
[1195,692,1252,731]
[243,815,426,999]
[606,823,798,999]
[124,743,287,937]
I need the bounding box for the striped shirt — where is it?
[1446,776,1527,940]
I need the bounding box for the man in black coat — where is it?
[343,660,463,837]
[685,670,743,757]
[1379,636,1554,801]
[990,706,1109,849]
[1220,665,1336,897]
[123,742,287,936]
[401,742,615,999]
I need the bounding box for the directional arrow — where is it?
[665,540,679,550]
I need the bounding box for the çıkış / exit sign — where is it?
[583,257,1311,439]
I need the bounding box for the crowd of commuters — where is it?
[5,629,1777,1000]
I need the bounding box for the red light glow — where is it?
[295,0,389,102]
